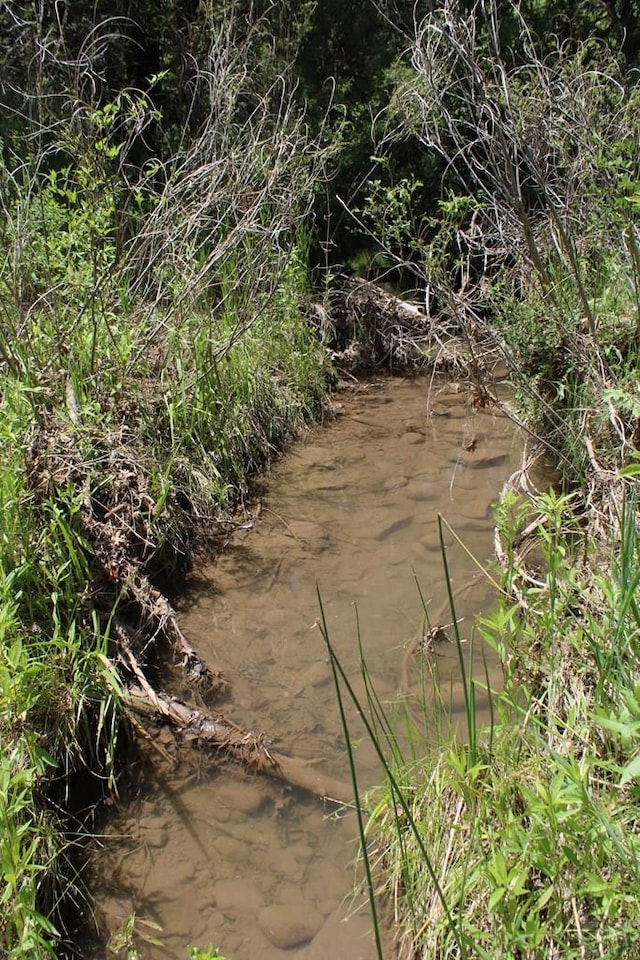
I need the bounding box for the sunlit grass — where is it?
[0,51,330,955]
[322,492,640,959]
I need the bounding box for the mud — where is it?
[89,375,521,959]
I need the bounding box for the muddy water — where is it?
[92,376,520,960]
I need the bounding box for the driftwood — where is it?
[319,277,433,369]
[124,683,354,807]
[347,277,429,325]
[117,594,353,805]
[316,276,473,374]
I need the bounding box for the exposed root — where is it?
[25,411,351,804]
[125,566,226,686]
[25,413,220,683]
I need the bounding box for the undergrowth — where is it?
[0,9,331,957]
[340,493,640,959]
[2,0,640,956]
[325,3,640,957]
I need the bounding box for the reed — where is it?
[323,490,640,959]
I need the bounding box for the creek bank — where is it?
[78,279,483,804]
[2,273,478,958]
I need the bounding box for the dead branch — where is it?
[324,276,446,371]
[124,683,354,807]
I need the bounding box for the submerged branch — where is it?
[124,683,354,807]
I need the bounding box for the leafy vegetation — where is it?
[1,0,640,956]
[318,3,640,958]
[336,493,640,958]
[0,5,331,957]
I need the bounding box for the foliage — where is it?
[189,948,225,960]
[325,490,640,959]
[514,0,640,65]
[321,6,640,958]
[1,0,639,956]
[0,4,332,957]
[0,594,61,959]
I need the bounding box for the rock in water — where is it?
[258,902,323,949]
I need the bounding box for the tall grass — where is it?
[333,12,640,953]
[368,1,640,505]
[324,491,640,958]
[0,8,333,956]
[317,588,473,960]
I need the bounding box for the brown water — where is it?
[91,376,520,960]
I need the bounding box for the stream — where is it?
[89,374,521,960]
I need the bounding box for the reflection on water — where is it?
[90,376,520,959]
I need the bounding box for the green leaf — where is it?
[488,886,506,910]
[620,752,640,785]
[535,885,555,911]
[582,874,611,895]
[596,714,639,739]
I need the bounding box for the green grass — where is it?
[0,34,331,954]
[334,20,640,956]
[0,268,329,956]
[327,490,640,959]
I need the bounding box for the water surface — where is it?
[91,375,520,959]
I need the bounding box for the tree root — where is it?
[125,567,227,687]
[25,410,352,807]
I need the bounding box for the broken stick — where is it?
[124,684,354,807]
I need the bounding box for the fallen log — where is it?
[124,683,354,807]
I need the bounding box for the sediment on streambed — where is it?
[88,370,520,960]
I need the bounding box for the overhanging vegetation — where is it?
[333,3,640,958]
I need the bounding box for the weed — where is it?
[336,491,640,959]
